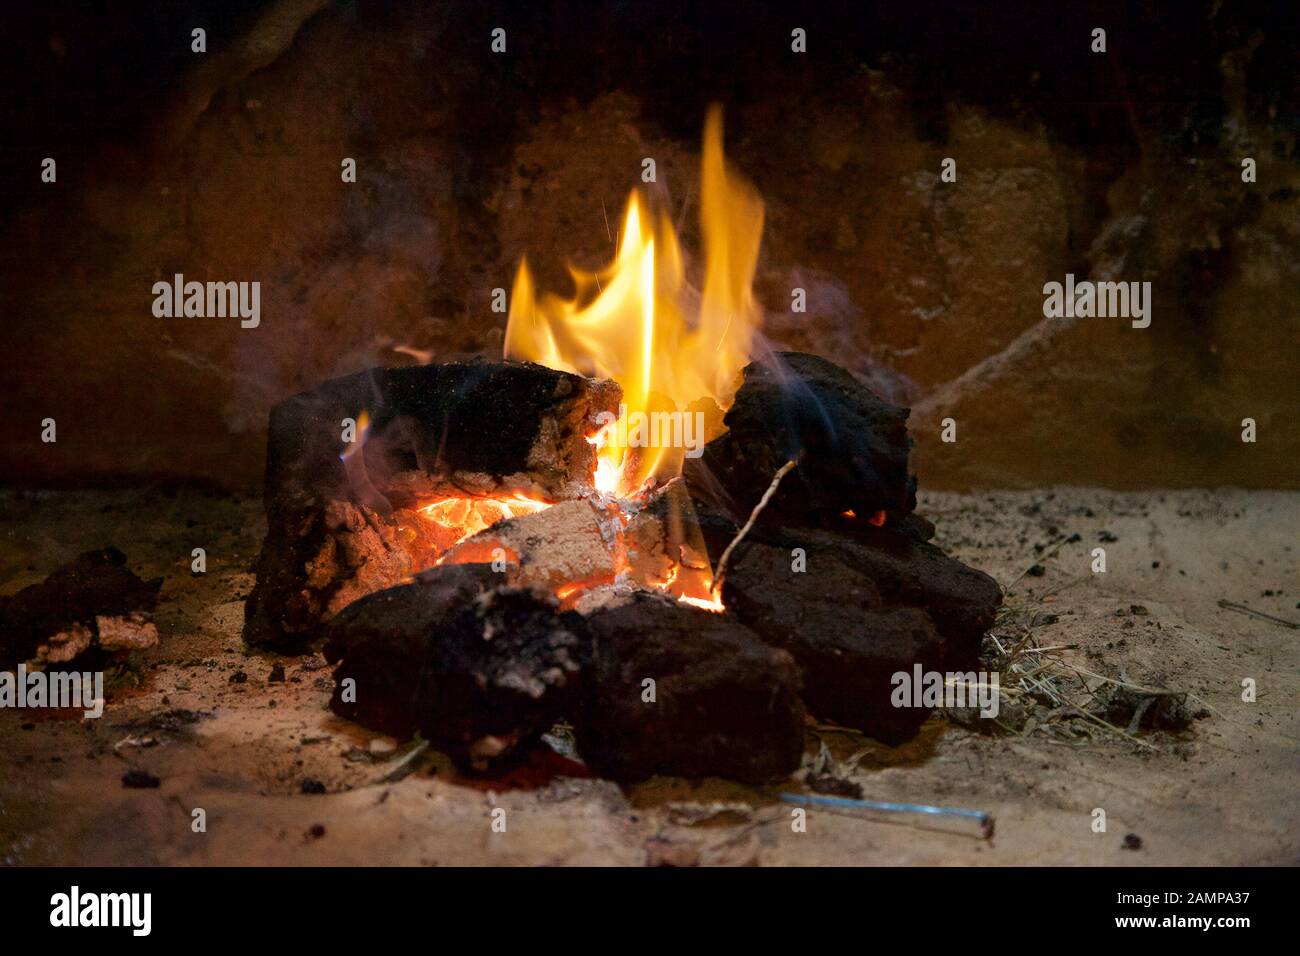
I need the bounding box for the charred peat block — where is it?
[693,508,1001,736]
[322,563,502,739]
[324,569,806,781]
[718,543,945,743]
[0,547,162,669]
[678,351,1000,737]
[688,351,916,525]
[245,360,618,650]
[323,563,589,774]
[574,591,806,784]
[411,586,589,774]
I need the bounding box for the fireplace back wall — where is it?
[1,0,1295,490]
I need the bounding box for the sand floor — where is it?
[1,486,1296,865]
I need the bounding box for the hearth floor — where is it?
[2,487,1296,865]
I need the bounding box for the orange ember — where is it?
[418,495,551,546]
[845,509,888,527]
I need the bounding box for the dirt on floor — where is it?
[1,486,1296,866]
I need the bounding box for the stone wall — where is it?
[2,0,1295,490]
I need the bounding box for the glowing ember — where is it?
[676,594,726,613]
[844,509,888,527]
[504,105,764,497]
[418,495,551,547]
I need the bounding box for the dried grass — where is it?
[965,600,1205,751]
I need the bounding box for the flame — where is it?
[659,566,725,613]
[505,105,764,496]
[340,410,371,462]
[677,594,726,613]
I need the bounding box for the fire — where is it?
[409,108,766,611]
[418,494,551,547]
[504,105,764,496]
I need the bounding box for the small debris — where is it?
[228,670,248,684]
[300,778,326,794]
[1122,833,1143,850]
[644,835,702,867]
[126,708,212,734]
[268,663,286,683]
[666,801,754,826]
[806,773,865,799]
[121,769,160,789]
[1093,681,1205,732]
[308,824,326,839]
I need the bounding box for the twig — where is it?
[711,458,798,595]
[1067,664,1180,697]
[1217,599,1300,630]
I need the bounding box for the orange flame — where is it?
[504,105,764,496]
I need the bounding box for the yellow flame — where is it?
[340,410,371,462]
[504,105,763,496]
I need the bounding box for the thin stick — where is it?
[711,459,798,595]
[1217,599,1300,630]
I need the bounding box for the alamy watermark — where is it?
[152,273,260,328]
[891,664,1000,718]
[0,664,104,718]
[593,403,707,459]
[50,886,151,936]
[1042,273,1151,328]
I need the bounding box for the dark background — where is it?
[1,0,1296,488]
